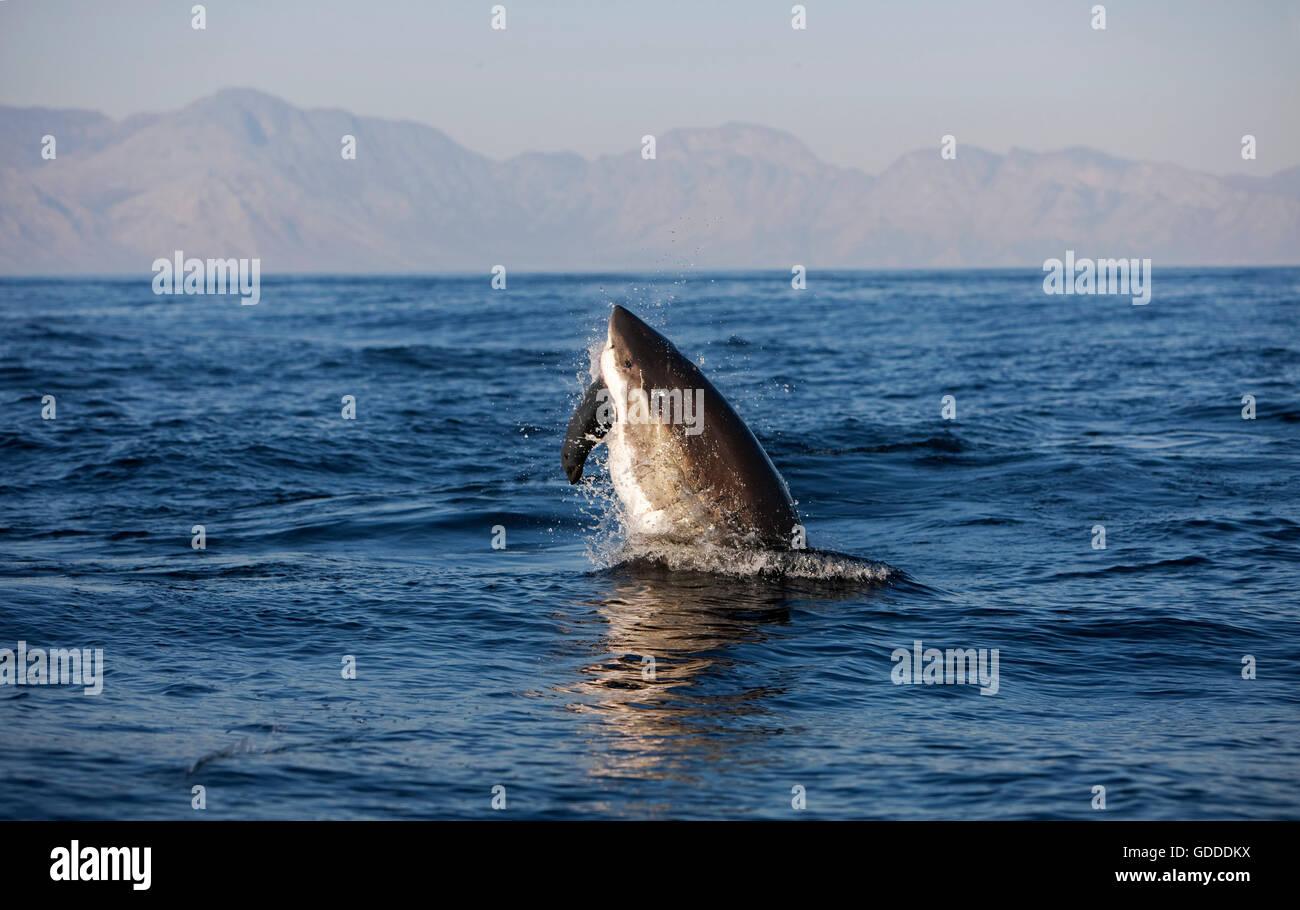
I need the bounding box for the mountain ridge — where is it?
[2,88,1297,273]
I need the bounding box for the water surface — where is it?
[1,269,1297,818]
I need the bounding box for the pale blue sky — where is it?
[2,0,1297,175]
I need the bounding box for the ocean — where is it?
[1,268,1297,819]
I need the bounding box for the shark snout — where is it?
[607,304,633,347]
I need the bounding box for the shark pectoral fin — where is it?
[561,376,613,484]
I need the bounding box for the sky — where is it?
[1,0,1298,176]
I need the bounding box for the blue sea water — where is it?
[0,269,1297,820]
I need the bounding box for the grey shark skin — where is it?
[563,305,801,549]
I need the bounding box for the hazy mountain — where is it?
[1,88,1297,274]
[1223,165,1300,200]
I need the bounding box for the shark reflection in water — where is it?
[555,557,887,785]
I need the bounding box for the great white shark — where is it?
[562,305,801,549]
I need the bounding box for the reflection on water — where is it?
[559,557,888,783]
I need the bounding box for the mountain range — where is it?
[2,88,1297,274]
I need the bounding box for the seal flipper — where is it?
[562,376,613,484]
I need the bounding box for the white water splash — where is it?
[574,448,895,583]
[608,536,896,583]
